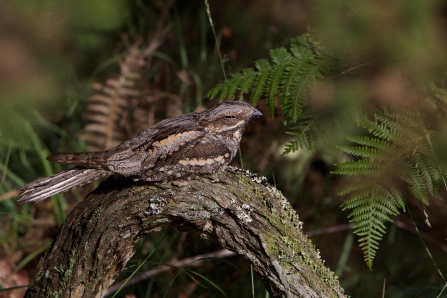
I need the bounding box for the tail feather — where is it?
[47,151,109,169]
[17,167,111,204]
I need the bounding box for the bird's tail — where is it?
[17,167,111,204]
[47,151,110,169]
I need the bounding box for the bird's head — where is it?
[197,101,262,135]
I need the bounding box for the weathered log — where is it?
[24,169,345,297]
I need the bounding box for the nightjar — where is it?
[17,101,262,203]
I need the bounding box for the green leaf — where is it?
[336,107,445,268]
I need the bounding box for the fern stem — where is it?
[0,137,13,188]
[204,0,226,80]
[111,232,167,298]
[251,264,255,298]
[335,232,354,277]
[238,146,244,169]
[436,282,447,298]
[407,203,446,283]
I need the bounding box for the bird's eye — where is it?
[225,115,236,119]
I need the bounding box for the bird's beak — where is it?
[252,109,263,117]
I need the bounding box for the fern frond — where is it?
[335,161,378,176]
[227,74,243,101]
[414,154,436,196]
[81,34,180,151]
[288,69,316,122]
[400,159,431,205]
[81,45,145,151]
[267,49,291,117]
[252,59,272,107]
[239,69,257,99]
[279,39,314,123]
[337,179,375,195]
[345,136,396,153]
[355,214,386,268]
[339,174,403,268]
[360,118,399,142]
[282,112,317,153]
[336,106,446,267]
[338,146,391,160]
[208,33,339,151]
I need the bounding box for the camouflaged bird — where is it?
[17,101,262,203]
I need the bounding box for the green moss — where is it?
[260,231,342,296]
[47,248,78,297]
[34,270,44,282]
[64,248,77,283]
[88,206,104,224]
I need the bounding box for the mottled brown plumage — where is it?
[17,101,262,203]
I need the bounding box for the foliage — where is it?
[81,42,180,151]
[334,105,447,267]
[208,32,447,268]
[208,34,343,152]
[3,0,447,296]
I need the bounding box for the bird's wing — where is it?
[106,129,206,177]
[105,112,202,176]
[170,135,235,165]
[140,134,234,181]
[117,112,199,150]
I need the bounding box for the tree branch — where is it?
[104,249,235,296]
[24,169,345,297]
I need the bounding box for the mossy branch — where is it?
[23,170,344,298]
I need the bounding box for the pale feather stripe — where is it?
[17,167,111,203]
[25,175,79,200]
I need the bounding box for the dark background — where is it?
[1,0,447,297]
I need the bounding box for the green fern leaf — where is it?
[270,48,293,64]
[282,112,317,153]
[265,49,294,116]
[290,71,315,121]
[238,69,257,100]
[336,106,447,267]
[252,59,272,108]
[207,84,223,99]
[335,162,378,176]
[360,118,399,142]
[208,33,338,151]
[227,74,243,100]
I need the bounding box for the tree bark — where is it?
[24,169,345,297]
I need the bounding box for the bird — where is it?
[17,101,262,203]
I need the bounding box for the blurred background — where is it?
[1,0,447,297]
